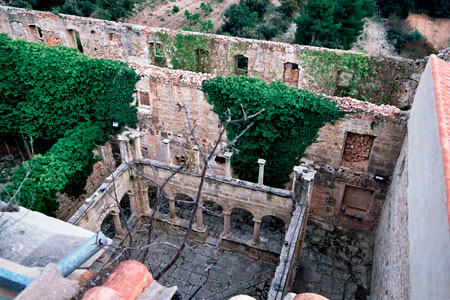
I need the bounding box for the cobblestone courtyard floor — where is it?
[145,232,277,300]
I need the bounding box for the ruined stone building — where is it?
[0,5,449,300]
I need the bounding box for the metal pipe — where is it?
[0,232,107,295]
[0,268,33,293]
[56,232,108,277]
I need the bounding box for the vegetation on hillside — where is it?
[0,34,139,215]
[377,0,450,19]
[385,15,435,58]
[203,76,344,188]
[4,0,141,21]
[295,0,375,50]
[218,0,294,41]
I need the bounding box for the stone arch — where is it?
[100,212,116,239]
[120,192,132,220]
[148,185,172,215]
[260,215,287,253]
[201,200,224,237]
[230,207,254,240]
[173,192,195,220]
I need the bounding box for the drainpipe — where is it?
[0,232,108,293]
[56,232,108,277]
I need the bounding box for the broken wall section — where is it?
[131,65,408,232]
[0,5,423,106]
[303,98,408,231]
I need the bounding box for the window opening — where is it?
[235,55,248,75]
[283,62,300,88]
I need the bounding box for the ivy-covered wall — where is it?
[0,34,139,215]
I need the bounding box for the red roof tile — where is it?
[431,55,450,234]
[81,260,153,300]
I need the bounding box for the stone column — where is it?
[127,191,137,217]
[162,138,171,164]
[258,159,266,186]
[111,211,125,238]
[223,210,231,237]
[131,133,143,161]
[224,151,233,179]
[119,138,131,163]
[251,218,262,246]
[194,206,206,231]
[169,198,177,222]
[138,180,151,216]
[192,145,200,172]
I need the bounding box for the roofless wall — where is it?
[0,5,423,107]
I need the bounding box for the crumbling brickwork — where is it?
[341,133,375,171]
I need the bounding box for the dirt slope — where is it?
[406,13,450,50]
[128,0,239,32]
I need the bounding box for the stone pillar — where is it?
[119,138,131,163]
[258,159,266,186]
[169,198,177,222]
[127,190,138,218]
[224,151,233,179]
[192,145,201,172]
[251,218,262,246]
[111,211,125,238]
[131,133,143,161]
[223,210,231,237]
[194,206,206,231]
[137,180,151,216]
[162,138,171,164]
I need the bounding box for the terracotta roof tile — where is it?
[431,55,450,234]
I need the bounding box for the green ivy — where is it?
[155,32,214,73]
[299,50,377,101]
[298,49,417,105]
[0,34,139,215]
[2,123,104,215]
[203,76,344,188]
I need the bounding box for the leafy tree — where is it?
[295,0,375,49]
[295,0,340,48]
[242,0,270,17]
[280,0,299,18]
[376,0,413,18]
[0,34,139,215]
[218,3,259,37]
[413,0,450,18]
[335,0,373,50]
[203,77,344,188]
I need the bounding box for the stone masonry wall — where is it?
[302,98,408,231]
[134,65,409,232]
[0,5,423,106]
[371,137,410,300]
[0,5,409,231]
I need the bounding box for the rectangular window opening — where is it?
[138,91,150,106]
[235,55,248,75]
[195,48,209,73]
[341,132,375,171]
[67,29,83,52]
[339,185,374,219]
[283,62,300,88]
[28,25,43,42]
